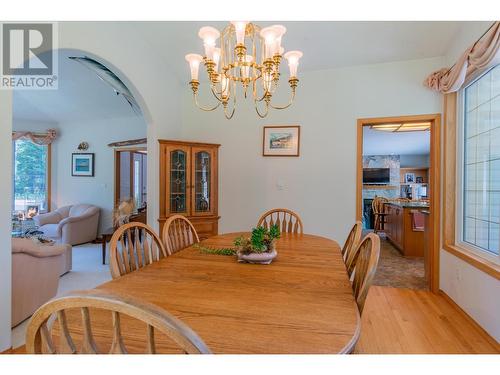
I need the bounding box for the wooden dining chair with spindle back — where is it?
[372,196,388,234]
[109,222,167,279]
[162,215,200,255]
[25,289,211,354]
[342,221,363,276]
[349,233,381,315]
[257,208,304,234]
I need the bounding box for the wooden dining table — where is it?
[55,232,361,354]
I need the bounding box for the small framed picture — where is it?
[26,205,39,218]
[72,153,95,177]
[416,176,424,183]
[405,173,415,183]
[263,125,300,157]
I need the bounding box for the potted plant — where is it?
[233,224,280,264]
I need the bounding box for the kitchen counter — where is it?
[384,202,426,257]
[384,201,430,209]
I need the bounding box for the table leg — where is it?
[102,238,106,265]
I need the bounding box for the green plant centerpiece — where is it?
[233,224,280,264]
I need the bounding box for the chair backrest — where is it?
[69,204,98,218]
[25,290,211,354]
[257,208,303,234]
[109,222,167,279]
[162,215,200,255]
[342,221,363,276]
[371,197,388,215]
[350,233,381,314]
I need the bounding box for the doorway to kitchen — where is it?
[356,114,441,292]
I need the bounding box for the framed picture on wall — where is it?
[263,125,300,157]
[72,153,95,177]
[405,173,415,183]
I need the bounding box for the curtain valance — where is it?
[425,21,500,93]
[12,129,57,145]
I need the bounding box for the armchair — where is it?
[11,238,70,326]
[34,204,100,246]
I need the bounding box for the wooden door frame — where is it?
[356,114,441,293]
[113,147,147,207]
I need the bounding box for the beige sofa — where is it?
[34,204,100,246]
[11,238,71,327]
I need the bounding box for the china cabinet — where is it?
[159,140,220,240]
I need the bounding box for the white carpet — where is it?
[11,243,112,348]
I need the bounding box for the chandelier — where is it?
[185,22,303,119]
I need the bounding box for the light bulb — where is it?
[260,26,278,59]
[185,53,204,80]
[231,21,248,45]
[241,54,253,79]
[284,50,303,77]
[271,25,286,52]
[198,26,220,60]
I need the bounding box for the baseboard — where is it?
[438,289,500,348]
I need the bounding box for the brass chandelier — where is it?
[185,21,303,119]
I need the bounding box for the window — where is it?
[12,139,50,214]
[460,64,500,261]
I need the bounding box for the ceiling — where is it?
[13,49,141,123]
[363,127,430,156]
[14,21,487,124]
[134,21,469,82]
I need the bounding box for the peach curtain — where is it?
[425,22,500,93]
[12,129,57,145]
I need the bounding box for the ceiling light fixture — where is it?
[185,22,303,119]
[370,122,431,132]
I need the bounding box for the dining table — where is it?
[53,232,361,354]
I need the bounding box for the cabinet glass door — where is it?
[194,151,211,213]
[170,149,188,213]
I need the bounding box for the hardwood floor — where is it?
[356,286,499,353]
[4,286,499,354]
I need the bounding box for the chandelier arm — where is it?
[252,78,269,103]
[210,84,224,102]
[222,81,237,120]
[193,93,222,112]
[269,90,296,110]
[254,98,269,118]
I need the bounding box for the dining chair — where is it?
[162,215,200,255]
[372,196,388,234]
[350,233,381,315]
[342,221,363,277]
[109,222,167,279]
[257,208,303,234]
[25,289,211,354]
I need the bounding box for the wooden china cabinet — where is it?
[158,140,220,240]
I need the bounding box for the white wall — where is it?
[440,251,500,341]
[439,21,500,342]
[52,116,145,232]
[181,57,444,242]
[0,90,13,351]
[400,154,429,168]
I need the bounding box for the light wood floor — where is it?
[356,286,499,354]
[4,286,499,354]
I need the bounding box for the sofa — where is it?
[34,204,100,246]
[11,238,71,327]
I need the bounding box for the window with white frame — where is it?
[461,64,500,260]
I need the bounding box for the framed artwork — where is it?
[26,205,39,218]
[263,125,300,157]
[405,173,415,183]
[72,153,95,177]
[416,176,424,183]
